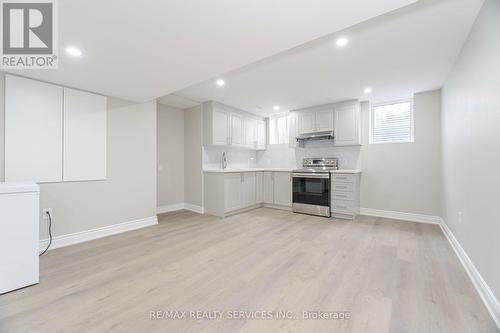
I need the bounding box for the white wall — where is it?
[442,0,500,304]
[157,104,185,208]
[184,105,203,209]
[361,90,442,216]
[0,72,158,239]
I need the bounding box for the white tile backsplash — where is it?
[256,141,362,170]
[203,146,257,169]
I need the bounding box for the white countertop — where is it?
[203,168,361,174]
[203,168,294,173]
[330,170,362,174]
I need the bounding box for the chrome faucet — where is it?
[222,151,227,169]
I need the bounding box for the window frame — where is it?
[369,98,414,145]
[268,112,289,145]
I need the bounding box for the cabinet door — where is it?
[288,113,298,148]
[242,173,256,207]
[273,172,292,207]
[213,108,230,146]
[256,121,266,150]
[244,119,257,148]
[224,173,242,212]
[334,103,361,146]
[316,107,333,132]
[263,172,274,204]
[298,111,316,134]
[230,113,245,147]
[5,75,63,183]
[255,172,264,204]
[63,88,107,181]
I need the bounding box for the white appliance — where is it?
[0,183,40,294]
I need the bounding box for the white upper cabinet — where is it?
[316,106,334,132]
[5,75,63,183]
[63,88,107,181]
[256,120,266,150]
[292,101,360,146]
[212,107,231,146]
[297,105,333,134]
[334,101,361,146]
[203,101,266,150]
[5,76,108,183]
[244,118,257,148]
[288,112,298,148]
[298,111,316,134]
[230,113,245,147]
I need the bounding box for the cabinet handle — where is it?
[336,185,348,189]
[337,205,347,209]
[336,194,348,198]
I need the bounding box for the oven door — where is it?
[292,173,330,217]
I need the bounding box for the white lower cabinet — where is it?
[242,173,256,207]
[224,173,242,212]
[273,172,292,207]
[263,172,274,204]
[204,171,292,217]
[255,172,263,204]
[331,173,360,219]
[263,171,292,207]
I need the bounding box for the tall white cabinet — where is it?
[5,75,107,183]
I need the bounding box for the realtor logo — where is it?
[1,0,58,68]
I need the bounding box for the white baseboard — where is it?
[439,221,500,329]
[263,203,292,211]
[157,203,185,214]
[39,216,158,252]
[184,203,204,214]
[157,203,204,214]
[360,208,441,224]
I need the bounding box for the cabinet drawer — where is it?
[332,191,354,201]
[331,182,354,192]
[331,199,355,214]
[332,174,355,183]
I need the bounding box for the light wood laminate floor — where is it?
[0,208,497,333]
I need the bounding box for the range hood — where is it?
[296,130,334,142]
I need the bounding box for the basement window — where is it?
[269,113,289,145]
[370,99,414,144]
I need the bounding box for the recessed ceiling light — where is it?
[273,105,280,111]
[336,37,349,47]
[364,87,373,94]
[216,79,225,87]
[65,47,82,57]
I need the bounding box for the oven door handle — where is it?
[292,173,330,179]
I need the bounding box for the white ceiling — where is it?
[173,0,484,116]
[6,0,418,102]
[157,94,200,109]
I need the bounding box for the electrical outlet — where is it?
[42,208,53,220]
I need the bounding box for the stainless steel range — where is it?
[292,158,338,217]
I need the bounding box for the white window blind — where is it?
[269,113,289,145]
[370,99,414,144]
